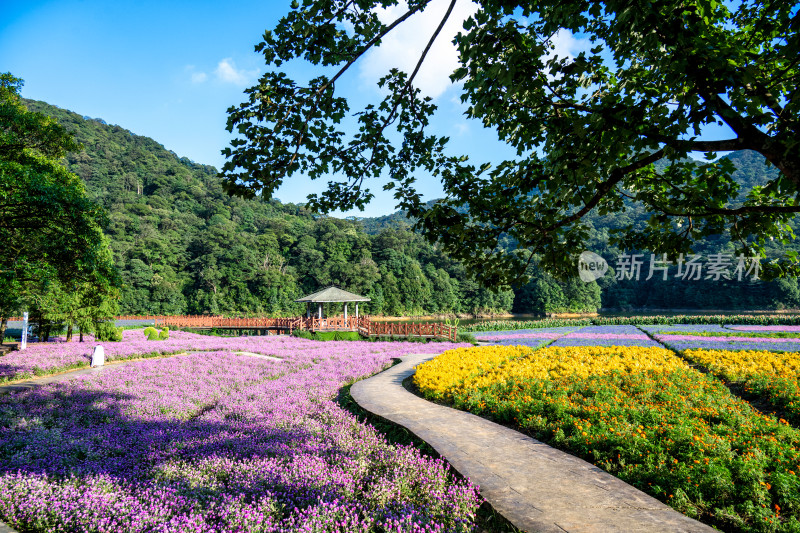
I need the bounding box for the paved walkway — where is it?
[351,354,716,533]
[233,351,282,361]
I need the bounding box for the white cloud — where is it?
[185,65,208,84]
[214,58,259,85]
[547,29,591,62]
[359,0,479,99]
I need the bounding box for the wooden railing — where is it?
[117,315,172,320]
[155,316,298,330]
[156,315,216,328]
[365,319,457,342]
[213,317,297,329]
[357,316,371,337]
[149,315,458,341]
[296,316,358,330]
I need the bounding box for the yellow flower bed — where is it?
[415,345,688,400]
[684,348,800,381]
[413,345,531,400]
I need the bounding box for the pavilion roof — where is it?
[295,286,371,303]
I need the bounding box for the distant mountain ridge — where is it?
[23,98,516,317]
[357,150,782,234]
[25,97,798,314]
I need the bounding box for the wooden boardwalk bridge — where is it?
[154,315,458,342]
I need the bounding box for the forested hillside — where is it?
[580,150,798,311]
[25,100,514,317]
[27,99,800,316]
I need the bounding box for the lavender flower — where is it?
[0,341,480,532]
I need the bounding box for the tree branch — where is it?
[541,149,665,232]
[319,3,428,94]
[657,203,800,217]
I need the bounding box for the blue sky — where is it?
[1,0,527,217]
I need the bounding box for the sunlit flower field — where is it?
[0,330,460,384]
[415,324,800,533]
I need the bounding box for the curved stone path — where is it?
[351,353,716,533]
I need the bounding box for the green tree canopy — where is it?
[0,73,119,322]
[221,0,799,285]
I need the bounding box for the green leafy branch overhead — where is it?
[220,0,800,285]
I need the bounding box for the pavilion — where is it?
[295,286,371,325]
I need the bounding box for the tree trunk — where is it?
[65,320,74,342]
[0,318,7,346]
[79,326,84,342]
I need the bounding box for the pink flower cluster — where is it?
[0,339,478,532]
[563,333,650,340]
[474,332,560,341]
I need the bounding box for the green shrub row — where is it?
[463,319,592,332]
[289,329,473,343]
[142,327,169,340]
[463,314,800,332]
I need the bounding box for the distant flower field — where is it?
[0,330,464,385]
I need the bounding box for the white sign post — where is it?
[91,345,105,367]
[20,312,28,351]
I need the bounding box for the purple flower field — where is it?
[549,336,662,348]
[655,334,800,344]
[0,339,479,532]
[479,338,555,348]
[550,325,659,347]
[551,326,659,347]
[475,332,560,340]
[568,325,644,335]
[470,324,800,351]
[476,325,660,348]
[473,327,577,338]
[475,327,578,348]
[638,324,733,334]
[0,330,471,385]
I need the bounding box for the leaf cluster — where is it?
[220,0,800,285]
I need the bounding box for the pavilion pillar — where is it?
[344,303,348,326]
[306,303,310,319]
[355,304,359,319]
[318,303,323,319]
